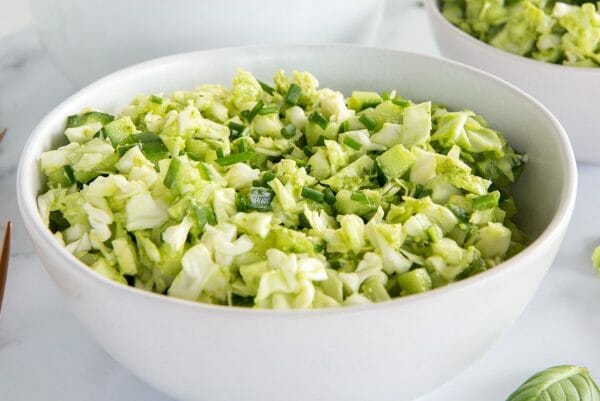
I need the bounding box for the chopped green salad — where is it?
[37,69,527,309]
[441,0,600,67]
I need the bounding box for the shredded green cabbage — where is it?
[37,69,528,309]
[441,0,600,67]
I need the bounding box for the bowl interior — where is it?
[19,45,574,279]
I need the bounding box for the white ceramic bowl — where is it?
[424,0,600,164]
[17,46,576,401]
[29,0,385,86]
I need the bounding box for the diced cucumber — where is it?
[397,268,432,294]
[168,197,191,221]
[361,276,391,302]
[323,155,374,191]
[305,120,339,146]
[473,222,511,258]
[103,116,137,145]
[73,153,119,184]
[46,166,75,187]
[117,132,169,166]
[334,189,376,217]
[91,257,127,285]
[347,91,383,111]
[369,101,404,128]
[376,144,416,180]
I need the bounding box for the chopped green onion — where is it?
[64,165,76,184]
[163,158,181,188]
[288,157,307,167]
[258,80,275,95]
[216,147,225,159]
[205,207,217,225]
[308,112,329,130]
[228,121,245,135]
[186,152,202,162]
[348,152,363,164]
[150,95,164,104]
[299,212,312,229]
[315,135,325,146]
[241,100,264,122]
[343,137,362,151]
[500,196,517,218]
[193,205,217,231]
[285,83,302,105]
[198,162,213,181]
[262,171,277,182]
[235,192,249,212]
[350,191,370,204]
[447,204,470,221]
[215,151,256,166]
[248,187,273,211]
[239,127,250,137]
[49,210,70,232]
[513,163,525,182]
[303,146,314,157]
[359,100,382,111]
[314,242,325,252]
[391,97,410,107]
[414,184,432,199]
[252,179,268,188]
[116,132,168,164]
[381,91,390,101]
[323,188,336,205]
[280,123,296,138]
[231,294,254,307]
[359,114,377,130]
[301,187,325,203]
[338,120,350,134]
[238,139,248,153]
[258,105,279,115]
[472,191,500,210]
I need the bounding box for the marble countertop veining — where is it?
[1,5,600,401]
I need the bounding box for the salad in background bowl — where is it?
[441,0,600,67]
[424,0,600,164]
[17,46,576,401]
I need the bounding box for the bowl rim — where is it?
[17,44,578,317]
[424,0,600,74]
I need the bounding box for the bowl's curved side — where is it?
[17,46,577,401]
[26,224,563,401]
[424,0,600,164]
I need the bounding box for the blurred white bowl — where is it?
[29,0,385,85]
[18,46,576,401]
[424,0,600,164]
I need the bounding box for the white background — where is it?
[0,0,32,38]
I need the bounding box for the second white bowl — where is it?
[29,0,385,86]
[424,0,600,164]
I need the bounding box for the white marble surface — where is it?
[0,0,32,39]
[1,3,600,400]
